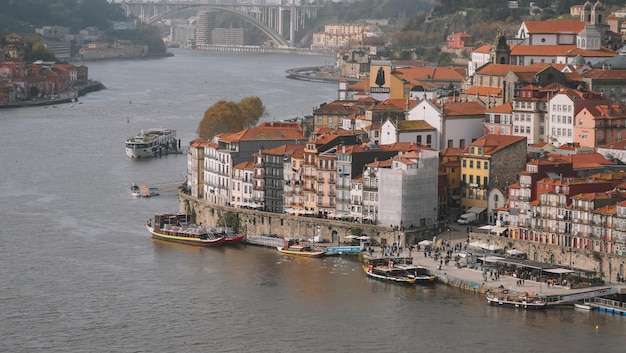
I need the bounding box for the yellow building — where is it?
[460,134,527,221]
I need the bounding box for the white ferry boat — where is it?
[125,128,177,159]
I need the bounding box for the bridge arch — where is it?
[145,5,290,47]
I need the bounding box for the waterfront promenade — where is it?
[359,225,626,305]
[0,80,104,109]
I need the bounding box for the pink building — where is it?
[447,32,472,49]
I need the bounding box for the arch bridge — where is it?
[120,1,322,48]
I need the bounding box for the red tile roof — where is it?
[466,134,526,155]
[233,160,254,170]
[510,44,616,57]
[396,66,467,81]
[219,122,304,143]
[441,101,486,116]
[485,102,513,114]
[522,20,585,34]
[397,120,436,131]
[189,139,218,149]
[261,143,306,156]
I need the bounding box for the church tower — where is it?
[581,1,606,26]
[489,30,511,65]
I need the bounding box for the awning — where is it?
[491,226,508,234]
[467,206,486,214]
[545,268,575,274]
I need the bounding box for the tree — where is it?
[197,96,266,140]
[238,96,267,129]
[217,211,241,233]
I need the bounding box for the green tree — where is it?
[28,39,56,62]
[197,96,266,141]
[217,211,241,233]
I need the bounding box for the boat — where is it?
[148,187,160,196]
[394,264,437,283]
[131,182,159,197]
[385,256,437,283]
[146,213,226,247]
[216,227,244,245]
[277,242,325,257]
[130,182,142,197]
[574,302,592,310]
[485,287,547,309]
[362,263,417,284]
[125,128,177,159]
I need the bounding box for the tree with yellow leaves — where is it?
[197,96,267,141]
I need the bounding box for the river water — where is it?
[1,49,624,352]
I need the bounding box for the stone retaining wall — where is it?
[179,193,436,246]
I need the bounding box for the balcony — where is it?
[328,178,336,184]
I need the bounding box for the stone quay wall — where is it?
[470,233,626,283]
[179,193,436,246]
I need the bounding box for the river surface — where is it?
[1,49,625,352]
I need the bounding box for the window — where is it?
[426,135,432,146]
[484,176,488,186]
[476,161,481,169]
[416,135,422,143]
[484,162,488,169]
[469,160,474,168]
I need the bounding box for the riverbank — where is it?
[194,44,332,56]
[0,80,105,109]
[286,66,359,84]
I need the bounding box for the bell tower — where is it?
[489,30,511,65]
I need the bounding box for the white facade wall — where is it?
[548,94,575,146]
[468,51,490,78]
[407,100,483,149]
[597,147,626,163]
[203,145,219,204]
[380,120,397,145]
[350,179,364,220]
[378,151,438,229]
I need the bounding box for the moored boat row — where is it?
[277,243,326,257]
[485,287,547,309]
[146,213,243,247]
[362,257,437,285]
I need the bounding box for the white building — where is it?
[380,119,437,147]
[407,99,486,149]
[231,161,254,208]
[547,88,611,146]
[378,150,439,229]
